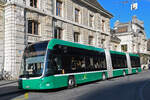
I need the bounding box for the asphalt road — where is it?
[0,70,150,100]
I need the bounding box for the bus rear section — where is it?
[129,54,141,73]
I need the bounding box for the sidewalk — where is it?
[0,80,18,86]
[0,80,22,97]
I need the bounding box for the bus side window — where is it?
[61,55,71,73]
[85,56,90,71]
[71,56,77,71]
[81,57,86,72]
[90,57,94,71]
[99,53,107,70]
[48,55,63,74]
[93,56,99,71]
[86,56,94,71]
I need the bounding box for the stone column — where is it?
[4,4,25,79]
[0,6,4,73]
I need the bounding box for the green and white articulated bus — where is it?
[18,39,141,90]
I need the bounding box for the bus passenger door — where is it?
[52,55,69,88]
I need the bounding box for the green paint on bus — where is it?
[138,67,142,72]
[113,69,124,77]
[19,39,142,90]
[21,71,108,90]
[48,39,105,52]
[110,50,126,55]
[129,53,139,57]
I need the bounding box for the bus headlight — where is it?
[46,83,50,87]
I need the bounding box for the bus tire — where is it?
[68,76,75,89]
[102,73,106,80]
[123,71,126,76]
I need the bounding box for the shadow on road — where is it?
[0,86,26,100]
[77,79,150,100]
[0,71,149,100]
[22,74,140,94]
[24,79,105,94]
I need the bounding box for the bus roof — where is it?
[129,53,139,57]
[48,39,139,57]
[110,51,139,57]
[110,50,126,55]
[48,39,105,52]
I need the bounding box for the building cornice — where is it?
[114,32,133,36]
[81,0,113,18]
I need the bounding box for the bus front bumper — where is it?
[18,77,54,90]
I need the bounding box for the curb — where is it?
[0,90,24,97]
[0,81,18,86]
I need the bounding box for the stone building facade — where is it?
[110,29,121,51]
[113,16,149,69]
[113,16,147,54]
[0,1,4,75]
[0,0,113,79]
[147,39,150,51]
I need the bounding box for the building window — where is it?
[30,0,38,8]
[117,26,128,33]
[28,20,39,35]
[74,32,80,43]
[121,45,127,52]
[89,15,94,27]
[101,39,105,48]
[88,36,93,45]
[54,28,63,39]
[75,8,80,23]
[28,42,32,45]
[102,20,105,32]
[114,45,117,51]
[56,0,62,17]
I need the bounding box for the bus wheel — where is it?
[102,73,106,80]
[123,71,126,76]
[68,76,75,89]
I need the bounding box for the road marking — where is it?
[24,92,29,99]
[139,81,150,100]
[13,92,29,100]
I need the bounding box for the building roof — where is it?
[83,0,113,18]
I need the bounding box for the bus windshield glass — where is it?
[20,41,49,78]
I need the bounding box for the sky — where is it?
[98,0,150,39]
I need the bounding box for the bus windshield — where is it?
[20,41,49,78]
